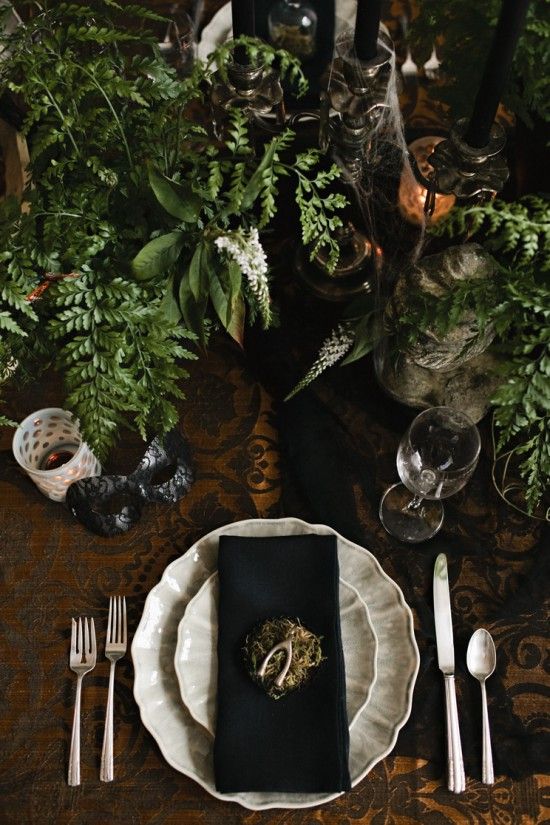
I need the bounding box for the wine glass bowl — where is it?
[380,407,481,543]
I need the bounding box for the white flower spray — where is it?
[285,322,355,399]
[214,227,272,328]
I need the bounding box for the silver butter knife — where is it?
[433,553,466,793]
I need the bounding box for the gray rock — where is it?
[377,349,503,424]
[386,244,496,371]
[378,243,502,422]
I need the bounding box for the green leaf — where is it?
[227,260,242,305]
[343,292,377,320]
[208,257,243,340]
[160,273,181,323]
[148,167,202,224]
[178,268,207,347]
[132,231,185,280]
[341,314,377,365]
[209,266,231,328]
[240,140,279,210]
[226,292,245,346]
[187,241,212,302]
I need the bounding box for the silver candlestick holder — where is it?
[210,52,285,135]
[409,118,509,218]
[320,31,393,178]
[295,30,394,300]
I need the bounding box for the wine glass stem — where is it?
[404,494,424,512]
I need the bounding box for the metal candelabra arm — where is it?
[426,118,509,201]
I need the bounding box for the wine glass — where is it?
[379,406,481,542]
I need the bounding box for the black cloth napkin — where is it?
[214,533,351,793]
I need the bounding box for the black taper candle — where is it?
[354,0,383,61]
[231,0,255,38]
[231,0,255,64]
[464,0,531,148]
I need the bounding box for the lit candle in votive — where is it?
[398,136,456,226]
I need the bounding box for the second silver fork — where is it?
[68,616,97,786]
[100,596,127,782]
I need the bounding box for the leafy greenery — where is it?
[430,195,550,270]
[132,110,346,345]
[0,0,201,459]
[291,195,550,513]
[410,197,550,514]
[408,0,550,127]
[395,261,549,514]
[0,1,346,458]
[284,292,378,400]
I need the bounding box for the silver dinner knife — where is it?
[433,553,466,793]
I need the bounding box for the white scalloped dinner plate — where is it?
[132,518,419,810]
[174,571,378,736]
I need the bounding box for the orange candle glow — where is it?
[398,136,456,226]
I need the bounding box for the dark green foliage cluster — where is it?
[131,110,345,345]
[0,0,200,460]
[0,2,345,458]
[397,195,550,514]
[291,194,550,513]
[430,195,550,271]
[408,0,550,127]
[397,265,549,514]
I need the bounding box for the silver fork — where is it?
[68,616,97,786]
[100,596,127,782]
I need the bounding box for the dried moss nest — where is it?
[243,617,324,700]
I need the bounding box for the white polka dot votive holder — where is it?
[12,407,101,502]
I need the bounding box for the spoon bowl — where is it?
[467,627,496,682]
[467,627,496,784]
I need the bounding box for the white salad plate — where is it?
[174,571,378,737]
[132,517,419,811]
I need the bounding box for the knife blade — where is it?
[433,553,465,793]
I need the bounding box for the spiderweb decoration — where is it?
[297,26,430,386]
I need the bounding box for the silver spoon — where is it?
[467,628,496,784]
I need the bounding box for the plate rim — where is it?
[174,570,379,737]
[132,516,420,810]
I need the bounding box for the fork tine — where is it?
[107,596,113,644]
[84,617,90,658]
[113,596,118,644]
[70,618,76,653]
[117,596,122,644]
[77,616,83,658]
[122,596,127,646]
[90,618,96,659]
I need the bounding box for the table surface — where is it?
[1,1,549,823]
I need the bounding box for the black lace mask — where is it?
[66,430,194,537]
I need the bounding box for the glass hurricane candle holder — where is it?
[399,135,456,226]
[12,408,101,502]
[268,0,318,58]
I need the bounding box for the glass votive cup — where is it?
[12,408,101,502]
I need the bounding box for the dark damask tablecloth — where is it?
[1,1,549,822]
[1,320,549,824]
